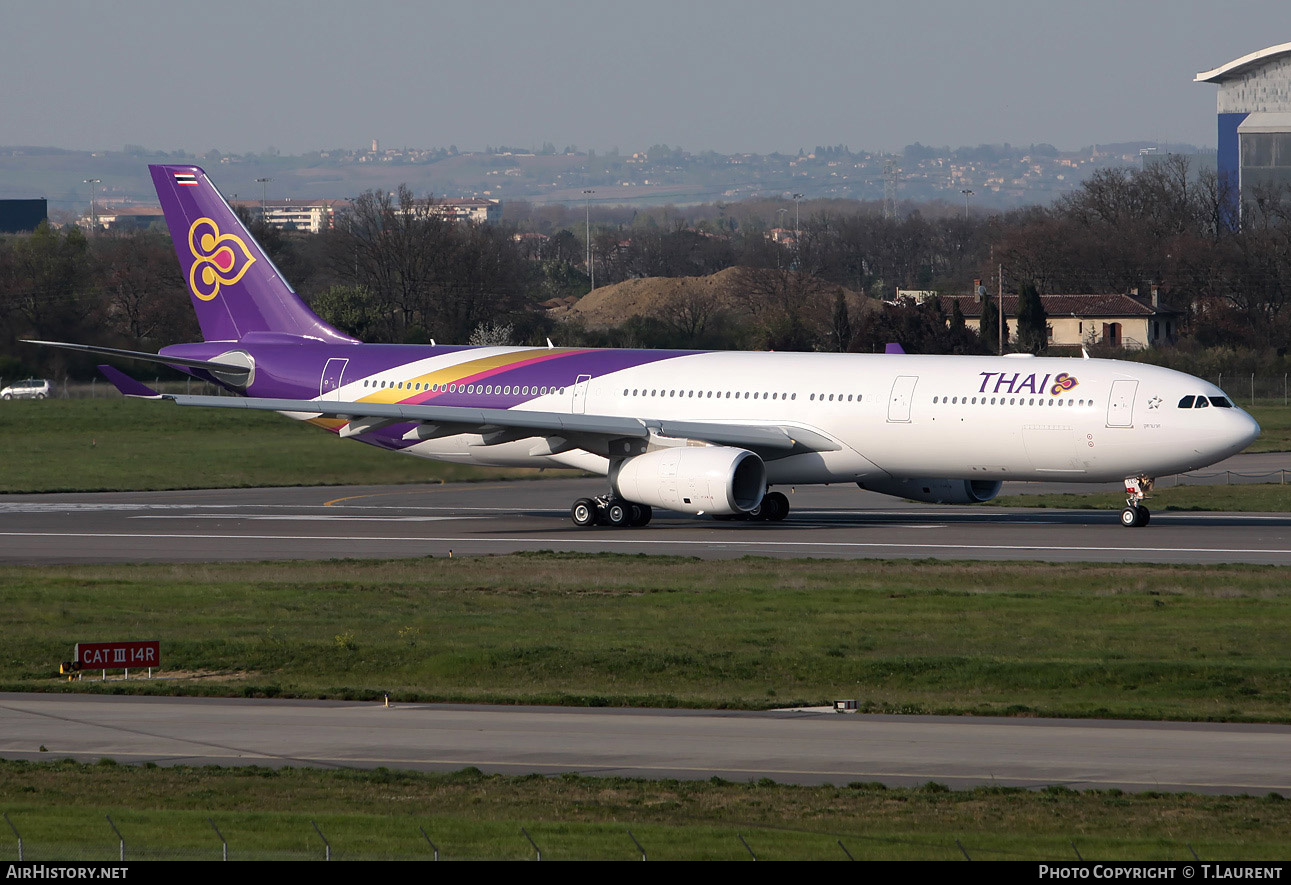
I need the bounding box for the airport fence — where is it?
[0,815,1216,862]
[1211,373,1291,406]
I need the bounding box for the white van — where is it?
[0,379,51,400]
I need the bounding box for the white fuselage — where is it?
[322,349,1260,488]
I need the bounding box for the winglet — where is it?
[98,365,163,399]
[884,342,906,354]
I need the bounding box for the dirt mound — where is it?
[550,267,747,329]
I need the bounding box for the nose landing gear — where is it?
[1120,474,1154,527]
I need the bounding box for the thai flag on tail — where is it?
[173,172,198,186]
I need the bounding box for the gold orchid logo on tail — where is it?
[187,217,256,301]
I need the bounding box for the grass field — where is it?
[992,482,1291,512]
[0,397,576,493]
[0,397,1287,494]
[1,760,1288,861]
[1246,401,1291,452]
[6,554,1291,722]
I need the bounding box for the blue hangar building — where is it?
[1196,42,1291,219]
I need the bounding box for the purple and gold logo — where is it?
[1049,372,1079,396]
[187,217,256,301]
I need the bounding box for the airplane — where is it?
[31,165,1260,529]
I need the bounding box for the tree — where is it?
[0,221,94,343]
[979,291,1009,354]
[311,285,381,341]
[830,288,852,352]
[725,266,837,351]
[1015,280,1048,354]
[95,230,194,345]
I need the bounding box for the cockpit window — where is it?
[1178,396,1195,409]
[1195,396,1209,409]
[1209,396,1233,408]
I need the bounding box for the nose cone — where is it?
[1209,408,1261,461]
[1236,408,1261,451]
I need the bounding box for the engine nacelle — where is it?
[856,477,1003,505]
[610,446,765,516]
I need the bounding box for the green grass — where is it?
[1246,402,1291,452]
[1,761,1288,861]
[0,397,577,493]
[7,554,1291,722]
[993,482,1291,512]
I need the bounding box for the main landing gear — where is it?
[570,496,653,528]
[1120,474,1154,528]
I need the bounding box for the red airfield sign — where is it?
[75,641,160,670]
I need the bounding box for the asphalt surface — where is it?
[1,452,1289,565]
[2,693,1288,795]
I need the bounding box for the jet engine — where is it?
[856,477,1003,504]
[610,446,765,516]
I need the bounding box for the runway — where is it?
[1,452,1289,564]
[2,693,1287,795]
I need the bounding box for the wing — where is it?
[97,366,840,459]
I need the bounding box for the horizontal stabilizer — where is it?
[97,365,161,399]
[25,340,252,383]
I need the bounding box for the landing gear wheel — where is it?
[571,498,599,527]
[762,491,790,522]
[1120,505,1150,528]
[628,503,653,527]
[605,501,630,527]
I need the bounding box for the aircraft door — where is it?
[320,358,349,400]
[1106,379,1138,427]
[887,375,919,423]
[572,374,592,414]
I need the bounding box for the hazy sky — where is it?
[4,0,1290,156]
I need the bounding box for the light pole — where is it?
[792,193,803,243]
[583,189,595,291]
[256,177,273,225]
[83,179,101,230]
[960,188,974,221]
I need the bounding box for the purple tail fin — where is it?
[150,165,358,344]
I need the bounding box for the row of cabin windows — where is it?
[1178,395,1233,409]
[363,379,566,396]
[362,376,870,404]
[621,389,863,403]
[933,395,1094,408]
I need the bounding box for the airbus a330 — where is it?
[31,165,1260,529]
